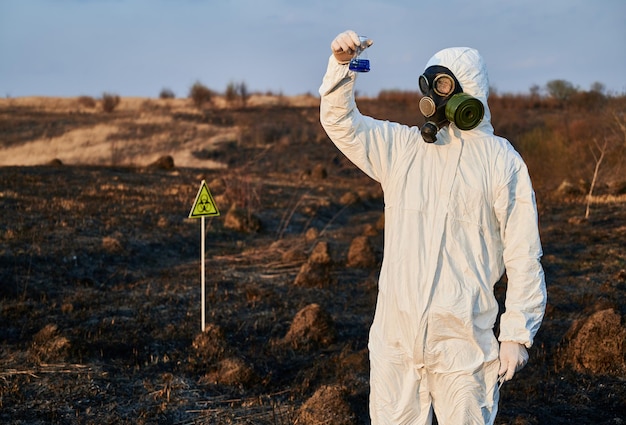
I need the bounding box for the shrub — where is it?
[225,81,250,107]
[225,82,238,105]
[101,92,121,113]
[77,95,96,108]
[189,81,213,108]
[239,81,249,107]
[159,88,175,99]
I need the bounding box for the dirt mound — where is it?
[309,241,332,265]
[191,323,228,362]
[296,384,356,425]
[294,262,332,288]
[305,227,320,242]
[28,324,70,363]
[148,155,175,170]
[311,163,328,180]
[560,308,626,376]
[554,179,586,198]
[294,241,334,288]
[346,236,376,268]
[200,357,256,387]
[340,191,361,206]
[224,204,262,233]
[283,303,336,350]
[102,235,125,254]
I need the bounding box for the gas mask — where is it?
[418,65,485,143]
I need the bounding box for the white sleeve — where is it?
[495,154,547,348]
[319,55,413,185]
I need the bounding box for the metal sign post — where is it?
[188,180,220,332]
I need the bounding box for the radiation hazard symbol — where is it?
[189,180,220,218]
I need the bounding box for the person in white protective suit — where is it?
[319,30,547,425]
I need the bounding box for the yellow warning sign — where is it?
[189,180,220,218]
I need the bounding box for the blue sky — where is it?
[1,0,624,98]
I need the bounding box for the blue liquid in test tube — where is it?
[349,58,370,72]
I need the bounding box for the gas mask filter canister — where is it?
[418,65,485,143]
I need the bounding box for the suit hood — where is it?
[425,47,493,135]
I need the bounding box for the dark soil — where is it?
[1,102,625,424]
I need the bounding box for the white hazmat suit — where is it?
[319,40,547,424]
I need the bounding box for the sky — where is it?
[1,0,625,99]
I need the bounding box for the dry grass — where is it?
[0,95,318,168]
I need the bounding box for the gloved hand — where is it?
[498,341,529,381]
[331,30,373,64]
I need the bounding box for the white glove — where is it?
[331,30,373,64]
[498,341,529,381]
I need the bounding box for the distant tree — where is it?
[159,88,175,99]
[585,137,608,219]
[529,84,542,98]
[584,111,625,219]
[239,81,249,107]
[189,81,213,109]
[546,79,578,101]
[590,81,606,95]
[101,92,121,113]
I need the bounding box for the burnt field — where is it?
[1,98,625,424]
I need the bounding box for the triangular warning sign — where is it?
[189,180,220,218]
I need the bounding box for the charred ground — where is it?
[0,98,625,424]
